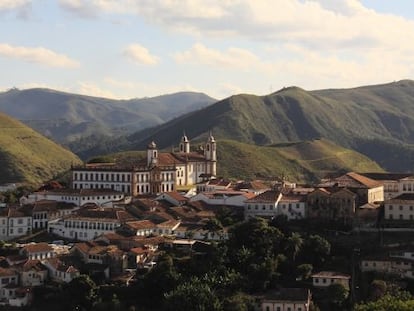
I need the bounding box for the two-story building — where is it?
[71,134,218,196]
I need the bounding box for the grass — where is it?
[0,112,82,185]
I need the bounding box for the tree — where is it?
[327,283,349,307]
[63,275,97,310]
[285,232,303,261]
[164,277,221,311]
[203,218,224,240]
[355,295,414,311]
[296,263,313,281]
[301,234,330,267]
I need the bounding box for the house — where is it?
[20,243,55,260]
[70,242,127,277]
[244,190,282,219]
[123,220,156,237]
[24,189,126,207]
[384,193,414,221]
[317,172,384,204]
[71,134,217,195]
[360,173,413,200]
[0,207,32,240]
[361,250,414,279]
[260,288,311,311]
[19,259,48,287]
[311,271,350,290]
[48,207,136,241]
[154,219,181,236]
[42,258,80,283]
[307,188,357,223]
[190,190,254,207]
[278,193,306,220]
[29,200,78,230]
[0,268,18,288]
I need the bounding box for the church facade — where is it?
[71,133,217,196]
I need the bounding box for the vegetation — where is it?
[216,138,382,182]
[0,112,81,185]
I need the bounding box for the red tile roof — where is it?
[22,243,53,254]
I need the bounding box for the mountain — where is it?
[0,112,82,185]
[108,80,414,172]
[0,88,216,145]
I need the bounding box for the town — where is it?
[0,135,413,310]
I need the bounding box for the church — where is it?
[71,133,217,196]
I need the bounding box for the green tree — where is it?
[164,277,221,311]
[301,234,330,267]
[296,263,313,281]
[355,295,414,311]
[63,275,97,311]
[285,232,303,261]
[327,283,349,307]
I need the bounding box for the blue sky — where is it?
[1,0,414,100]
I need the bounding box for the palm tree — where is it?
[286,232,303,262]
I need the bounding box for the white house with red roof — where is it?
[71,133,217,196]
[48,207,136,241]
[190,190,255,207]
[0,207,32,241]
[244,190,283,219]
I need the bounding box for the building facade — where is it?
[71,134,217,196]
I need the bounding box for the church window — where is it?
[207,144,210,151]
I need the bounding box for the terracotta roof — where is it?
[234,180,270,191]
[360,172,413,181]
[0,267,17,277]
[312,271,350,279]
[208,179,232,187]
[125,220,156,231]
[279,194,307,203]
[319,172,381,189]
[68,208,136,223]
[22,259,46,272]
[22,243,53,254]
[245,190,282,203]
[45,258,79,274]
[163,191,188,202]
[156,219,180,229]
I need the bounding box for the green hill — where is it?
[114,80,414,172]
[217,139,383,181]
[0,112,82,185]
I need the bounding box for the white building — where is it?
[71,134,217,196]
[48,207,136,241]
[244,190,283,219]
[191,190,254,207]
[42,258,79,283]
[261,288,311,311]
[25,189,125,207]
[384,193,414,221]
[311,271,350,290]
[0,208,32,241]
[278,194,306,220]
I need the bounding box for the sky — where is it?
[1,0,414,100]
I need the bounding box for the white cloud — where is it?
[174,43,260,70]
[123,44,159,66]
[0,0,30,10]
[0,44,79,68]
[77,81,120,99]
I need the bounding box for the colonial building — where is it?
[244,190,283,219]
[0,208,32,241]
[48,207,136,241]
[71,134,217,196]
[384,193,414,221]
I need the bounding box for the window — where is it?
[400,206,403,211]
[400,214,403,220]
[18,219,23,224]
[389,205,393,210]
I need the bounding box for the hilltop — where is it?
[0,88,216,146]
[108,80,414,172]
[0,112,82,185]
